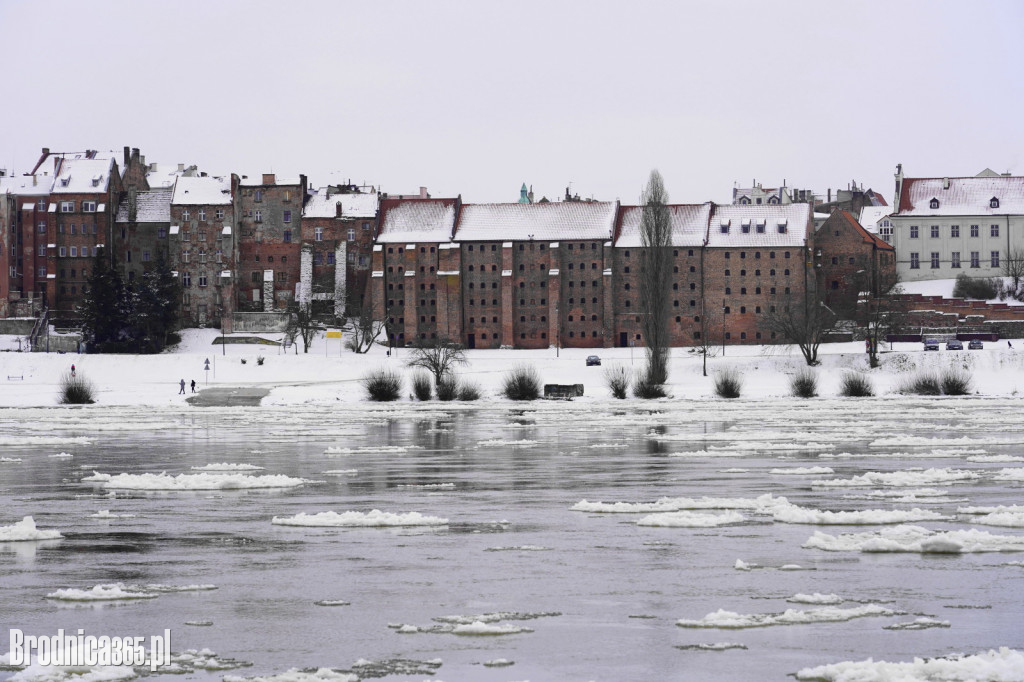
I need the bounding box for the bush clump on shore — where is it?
[362,367,403,401]
[59,372,96,405]
[502,364,541,400]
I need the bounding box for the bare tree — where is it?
[289,301,319,353]
[639,169,673,385]
[760,292,838,366]
[859,270,909,368]
[406,336,467,386]
[1002,248,1024,298]
[345,302,389,353]
[696,297,719,377]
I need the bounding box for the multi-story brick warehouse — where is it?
[371,199,817,348]
[814,209,896,315]
[237,174,307,311]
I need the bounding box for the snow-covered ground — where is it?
[3,328,1024,407]
[901,276,1024,305]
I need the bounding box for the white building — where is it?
[891,166,1024,282]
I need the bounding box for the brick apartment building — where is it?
[237,174,307,311]
[371,199,817,349]
[814,209,896,314]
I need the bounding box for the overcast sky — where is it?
[2,0,1022,206]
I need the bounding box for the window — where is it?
[199,209,206,221]
[158,227,166,239]
[183,230,191,242]
[252,272,260,283]
[283,230,292,243]
[59,246,66,257]
[327,252,335,265]
[992,251,1000,268]
[38,222,46,233]
[254,190,262,202]
[182,209,190,221]
[183,250,190,263]
[38,245,45,257]
[971,251,980,268]
[216,209,225,220]
[183,272,191,286]
[198,273,208,287]
[199,230,207,241]
[362,222,370,231]
[951,252,961,269]
[60,201,74,212]
[283,210,292,223]
[991,224,999,237]
[951,225,959,238]
[255,210,262,222]
[82,201,96,212]
[929,198,939,209]
[971,224,979,237]
[276,271,287,283]
[930,225,939,238]
[37,267,46,278]
[910,225,919,239]
[930,252,940,269]
[199,249,207,264]
[991,197,1000,209]
[910,252,920,269]
[70,247,77,257]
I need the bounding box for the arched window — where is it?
[991,197,1000,208]
[929,198,940,209]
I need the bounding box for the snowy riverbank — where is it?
[3,328,1024,407]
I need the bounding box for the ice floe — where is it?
[770,466,834,475]
[190,463,265,471]
[675,643,748,651]
[0,457,23,462]
[772,505,946,525]
[966,454,1024,463]
[476,439,538,447]
[324,445,419,455]
[883,617,950,630]
[49,452,73,458]
[452,621,533,635]
[786,593,844,605]
[571,493,788,514]
[795,647,1024,681]
[676,604,896,628]
[46,584,159,601]
[637,511,746,527]
[484,545,551,552]
[89,510,134,519]
[812,468,980,487]
[82,472,306,490]
[803,525,1024,553]
[224,668,357,682]
[314,600,350,606]
[271,510,448,527]
[0,516,63,541]
[994,467,1024,482]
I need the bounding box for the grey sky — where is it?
[2,0,1022,206]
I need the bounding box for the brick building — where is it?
[237,174,307,311]
[370,198,815,349]
[814,210,896,315]
[170,175,238,328]
[299,185,378,317]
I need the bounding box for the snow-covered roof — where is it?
[303,187,378,218]
[858,206,892,233]
[454,201,618,242]
[115,187,173,223]
[146,163,199,189]
[239,175,302,187]
[172,176,232,205]
[705,204,810,248]
[616,203,712,247]
[0,174,51,196]
[49,157,115,194]
[376,198,457,243]
[897,176,1024,216]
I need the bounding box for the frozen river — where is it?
[2,398,1024,681]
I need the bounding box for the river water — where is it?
[1,398,1023,681]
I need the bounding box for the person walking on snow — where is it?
[70,364,76,377]
[179,379,186,394]
[191,379,196,393]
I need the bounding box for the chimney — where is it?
[42,147,50,157]
[419,186,428,199]
[943,177,950,190]
[178,163,185,172]
[148,162,158,172]
[336,201,343,218]
[139,155,145,166]
[124,146,131,166]
[263,173,276,185]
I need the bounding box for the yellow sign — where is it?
[326,331,342,339]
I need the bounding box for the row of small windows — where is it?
[54,246,100,258]
[180,209,226,221]
[55,224,99,234]
[909,224,997,239]
[908,251,998,269]
[719,220,787,234]
[928,197,999,209]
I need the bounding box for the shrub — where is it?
[457,381,482,401]
[256,355,265,366]
[240,358,247,364]
[713,368,743,399]
[412,372,433,401]
[790,369,818,398]
[436,375,459,401]
[166,332,182,347]
[840,372,874,397]
[633,375,667,399]
[361,367,403,401]
[60,372,95,404]
[940,369,972,395]
[604,364,630,399]
[502,364,541,400]
[953,273,998,300]
[898,372,942,395]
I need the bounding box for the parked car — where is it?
[946,339,963,350]
[924,339,940,351]
[586,355,602,366]
[968,340,984,350]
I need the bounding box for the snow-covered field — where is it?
[3,328,1024,407]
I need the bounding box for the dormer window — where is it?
[756,220,766,233]
[777,220,788,233]
[720,220,730,234]
[990,197,1000,209]
[768,196,779,205]
[738,196,750,205]
[929,198,940,209]
[741,218,751,233]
